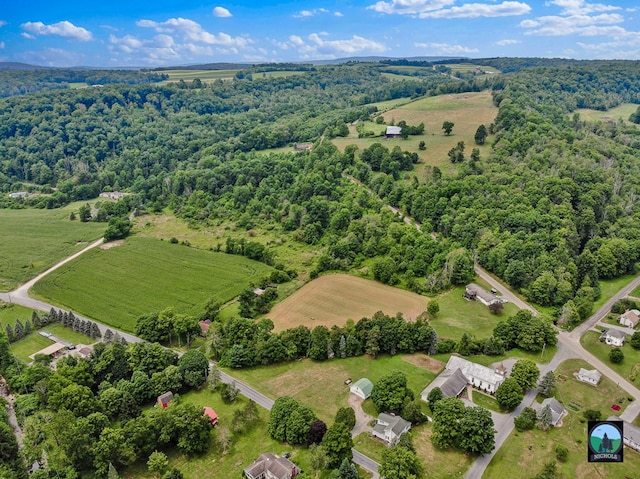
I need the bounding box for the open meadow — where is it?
[576,103,639,124]
[30,236,271,332]
[0,202,106,291]
[0,302,36,329]
[485,359,640,479]
[156,69,238,83]
[332,90,498,176]
[266,273,429,332]
[225,353,441,424]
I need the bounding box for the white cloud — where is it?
[0,20,7,27]
[137,17,250,47]
[294,8,344,18]
[521,12,625,35]
[550,0,620,16]
[109,33,179,63]
[497,38,520,45]
[418,2,531,18]
[368,0,454,15]
[0,42,4,49]
[335,11,344,17]
[213,6,232,18]
[22,32,36,40]
[21,20,93,41]
[414,41,479,54]
[279,33,386,58]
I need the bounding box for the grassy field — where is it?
[224,353,440,424]
[575,103,639,124]
[332,90,497,176]
[31,236,271,333]
[581,331,640,388]
[0,202,106,291]
[471,390,501,413]
[444,63,500,75]
[595,274,638,311]
[432,284,519,341]
[157,69,239,83]
[0,302,36,329]
[485,358,640,479]
[266,273,429,332]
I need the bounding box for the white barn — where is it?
[350,378,374,400]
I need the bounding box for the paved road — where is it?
[0,238,382,478]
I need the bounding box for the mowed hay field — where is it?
[332,90,497,174]
[31,236,271,332]
[267,273,429,331]
[0,202,106,291]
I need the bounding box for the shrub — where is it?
[583,409,601,421]
[609,347,624,364]
[555,444,568,462]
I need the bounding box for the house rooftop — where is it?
[541,397,566,425]
[386,126,402,135]
[441,368,468,397]
[352,378,373,396]
[465,283,499,305]
[244,453,299,479]
[375,413,411,437]
[577,368,601,381]
[604,329,626,339]
[446,355,504,388]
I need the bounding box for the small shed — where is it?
[157,391,174,409]
[203,407,218,426]
[386,126,402,138]
[350,378,374,400]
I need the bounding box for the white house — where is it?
[463,284,502,307]
[601,329,626,347]
[574,368,601,386]
[444,355,506,394]
[608,415,640,453]
[619,309,640,328]
[372,413,411,446]
[350,378,374,400]
[540,397,567,427]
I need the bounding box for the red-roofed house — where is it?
[619,309,640,329]
[203,407,218,426]
[199,319,212,337]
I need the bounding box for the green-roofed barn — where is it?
[350,378,374,400]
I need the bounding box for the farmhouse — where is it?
[463,283,501,307]
[540,397,567,427]
[157,391,174,409]
[244,453,301,479]
[372,413,411,446]
[574,368,601,386]
[444,355,506,394]
[385,126,402,138]
[608,415,640,453]
[619,309,640,328]
[203,407,218,426]
[600,329,626,347]
[350,378,374,400]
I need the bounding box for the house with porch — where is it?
[601,329,626,347]
[372,413,411,446]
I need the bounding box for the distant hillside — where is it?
[0,62,48,71]
[309,56,466,65]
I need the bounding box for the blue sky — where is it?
[0,0,639,67]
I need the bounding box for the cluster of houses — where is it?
[600,308,640,347]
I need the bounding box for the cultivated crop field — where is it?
[0,202,106,291]
[31,236,271,332]
[266,273,429,331]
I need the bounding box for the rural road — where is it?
[474,265,539,316]
[0,238,381,478]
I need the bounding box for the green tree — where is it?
[431,396,465,448]
[511,359,540,391]
[555,444,568,462]
[321,422,353,468]
[309,444,328,478]
[371,371,409,413]
[268,396,299,442]
[442,121,454,136]
[286,405,316,445]
[379,445,423,479]
[93,428,135,478]
[427,301,439,317]
[459,406,495,455]
[538,404,553,431]
[631,331,640,350]
[426,387,444,412]
[538,371,555,398]
[609,347,624,364]
[147,451,169,477]
[474,124,488,145]
[495,378,523,411]
[335,407,356,431]
[177,350,208,388]
[334,458,359,479]
[514,407,537,431]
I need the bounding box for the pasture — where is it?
[485,359,640,479]
[0,202,106,291]
[225,353,439,424]
[157,69,239,83]
[30,236,271,333]
[266,273,429,332]
[332,90,497,175]
[576,103,639,124]
[0,302,35,329]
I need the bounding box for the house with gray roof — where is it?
[540,397,567,427]
[372,413,411,446]
[464,283,502,307]
[440,368,468,398]
[608,415,640,453]
[244,453,301,479]
[574,368,601,386]
[601,329,626,347]
[350,378,374,400]
[445,355,506,394]
[386,126,402,138]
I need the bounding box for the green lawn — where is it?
[595,274,638,311]
[352,432,389,463]
[31,236,271,333]
[485,358,640,479]
[431,284,519,341]
[0,303,36,329]
[471,390,502,413]
[224,354,437,424]
[41,323,95,345]
[8,324,94,362]
[0,202,106,291]
[581,331,640,388]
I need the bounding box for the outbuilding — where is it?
[350,378,374,400]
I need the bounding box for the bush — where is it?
[609,347,624,364]
[555,444,568,462]
[583,409,601,421]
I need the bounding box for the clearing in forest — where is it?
[31,236,271,333]
[266,273,429,331]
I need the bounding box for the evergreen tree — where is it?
[538,371,556,398]
[538,404,553,431]
[32,311,41,330]
[339,336,347,359]
[13,319,24,340]
[24,319,32,335]
[5,324,14,343]
[104,329,114,343]
[91,322,102,339]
